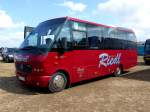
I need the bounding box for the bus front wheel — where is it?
[48,72,67,93]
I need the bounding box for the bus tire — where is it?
[48,72,67,93]
[114,66,122,77]
[6,57,9,63]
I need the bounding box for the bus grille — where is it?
[16,64,32,73]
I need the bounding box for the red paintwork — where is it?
[15,17,137,88]
[15,49,137,87]
[15,54,51,87]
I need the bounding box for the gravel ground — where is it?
[0,56,150,112]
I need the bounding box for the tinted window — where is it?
[108,28,117,38]
[73,31,87,49]
[71,21,88,49]
[102,27,114,49]
[102,27,136,50]
[53,21,72,50]
[103,27,109,38]
[87,25,103,49]
[72,21,86,31]
[128,33,136,42]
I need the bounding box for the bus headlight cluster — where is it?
[33,68,43,72]
[8,54,13,57]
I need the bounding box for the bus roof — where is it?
[67,17,134,33]
[49,16,134,33]
[146,39,150,42]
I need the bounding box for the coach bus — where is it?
[15,17,137,92]
[144,39,150,64]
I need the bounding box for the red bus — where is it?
[15,17,137,92]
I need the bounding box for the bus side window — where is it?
[88,36,99,49]
[72,31,88,49]
[102,27,111,49]
[53,22,72,49]
[126,32,137,50]
[71,21,88,49]
[87,25,103,49]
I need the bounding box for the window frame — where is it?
[70,21,89,50]
[87,24,104,50]
[51,19,73,51]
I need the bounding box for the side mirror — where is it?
[61,37,67,50]
[45,38,52,46]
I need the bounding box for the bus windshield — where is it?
[20,18,66,52]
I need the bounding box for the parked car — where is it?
[2,48,16,62]
[0,47,3,56]
[1,47,7,59]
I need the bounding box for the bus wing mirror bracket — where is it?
[61,37,67,50]
[57,37,67,53]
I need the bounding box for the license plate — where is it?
[18,76,25,81]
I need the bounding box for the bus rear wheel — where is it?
[114,66,122,77]
[48,72,67,93]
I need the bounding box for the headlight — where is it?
[8,54,13,57]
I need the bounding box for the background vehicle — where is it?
[15,17,137,92]
[1,47,7,60]
[0,47,4,56]
[2,48,16,62]
[144,39,150,64]
[137,42,144,56]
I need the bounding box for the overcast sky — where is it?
[0,0,150,47]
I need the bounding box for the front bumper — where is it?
[144,56,150,61]
[8,57,14,61]
[16,72,51,88]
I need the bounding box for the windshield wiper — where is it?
[20,46,38,50]
[20,46,44,54]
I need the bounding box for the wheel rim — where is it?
[53,75,65,89]
[116,67,121,75]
